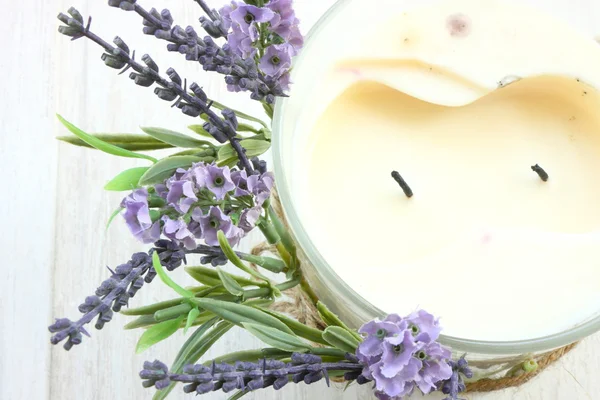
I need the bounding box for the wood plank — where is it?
[0,0,58,398]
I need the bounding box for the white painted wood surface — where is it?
[1,0,600,398]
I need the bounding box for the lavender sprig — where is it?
[107,0,284,103]
[140,353,364,395]
[57,7,254,173]
[48,240,185,350]
[440,355,473,400]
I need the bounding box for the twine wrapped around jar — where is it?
[252,188,579,392]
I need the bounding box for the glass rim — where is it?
[271,0,600,355]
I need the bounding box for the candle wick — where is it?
[391,171,413,198]
[531,164,549,182]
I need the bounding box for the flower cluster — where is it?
[122,162,274,249]
[357,310,453,399]
[220,0,303,92]
[140,353,363,395]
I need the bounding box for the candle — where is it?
[275,0,600,342]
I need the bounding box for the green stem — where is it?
[300,276,319,305]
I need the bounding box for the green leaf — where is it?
[217,231,269,282]
[322,326,361,353]
[210,100,269,129]
[141,127,215,148]
[138,155,202,185]
[106,207,123,230]
[57,134,174,151]
[56,115,158,162]
[135,315,185,353]
[192,298,293,334]
[262,102,274,119]
[185,266,260,287]
[216,267,245,296]
[259,308,328,345]
[121,298,186,316]
[187,124,217,140]
[124,315,156,330]
[228,391,249,400]
[236,122,261,133]
[217,139,271,165]
[153,319,231,400]
[184,308,201,334]
[317,301,363,342]
[242,322,311,352]
[104,167,150,191]
[152,252,194,298]
[154,304,193,322]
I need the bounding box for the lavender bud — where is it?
[221,381,238,393]
[154,30,171,41]
[113,36,130,54]
[197,382,215,394]
[292,372,306,384]
[247,378,265,391]
[141,54,159,72]
[273,376,288,390]
[185,47,199,61]
[115,263,133,276]
[160,9,173,25]
[143,26,157,35]
[119,2,135,12]
[189,83,208,102]
[58,26,81,37]
[67,7,84,24]
[222,109,238,130]
[181,105,201,118]
[154,88,177,101]
[166,43,178,52]
[129,72,154,87]
[57,12,70,25]
[96,278,117,296]
[171,26,188,41]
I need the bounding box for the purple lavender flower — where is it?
[357,310,453,400]
[205,164,236,200]
[248,172,274,206]
[260,45,292,78]
[165,174,198,214]
[230,5,275,34]
[286,24,304,56]
[440,355,472,400]
[380,330,420,378]
[121,188,161,243]
[358,317,404,358]
[162,216,197,250]
[231,169,251,197]
[407,309,443,343]
[371,358,421,398]
[199,206,241,246]
[239,206,262,232]
[227,26,256,58]
[267,0,295,35]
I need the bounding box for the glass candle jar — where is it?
[272,0,600,380]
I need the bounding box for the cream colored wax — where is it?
[284,0,600,341]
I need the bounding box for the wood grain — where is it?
[1,0,599,399]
